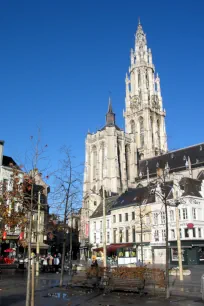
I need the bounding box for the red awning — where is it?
[93,243,134,253]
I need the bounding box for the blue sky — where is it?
[0,0,204,174]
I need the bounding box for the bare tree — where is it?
[150,167,172,299]
[53,146,81,287]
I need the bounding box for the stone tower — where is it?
[124,21,167,159]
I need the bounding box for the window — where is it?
[185,228,189,238]
[126,228,129,242]
[146,215,150,224]
[119,214,122,222]
[139,117,144,147]
[100,221,102,229]
[2,179,8,193]
[107,232,110,243]
[94,201,97,206]
[125,145,131,180]
[130,120,135,134]
[132,211,135,220]
[132,227,136,242]
[113,229,117,243]
[157,120,160,148]
[192,208,196,220]
[125,213,128,221]
[153,213,158,225]
[107,220,109,229]
[100,232,103,243]
[162,229,166,240]
[198,228,202,238]
[113,215,116,223]
[154,230,159,241]
[179,209,181,220]
[94,222,96,231]
[161,212,166,224]
[193,228,196,238]
[183,208,188,220]
[94,233,96,244]
[170,210,174,222]
[180,228,182,238]
[171,229,175,239]
[119,229,123,243]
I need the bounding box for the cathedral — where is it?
[83,21,168,212]
[80,22,204,249]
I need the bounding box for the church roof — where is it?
[139,143,204,179]
[90,195,119,219]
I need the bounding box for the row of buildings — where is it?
[79,21,204,266]
[0,140,80,259]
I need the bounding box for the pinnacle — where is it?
[108,96,113,113]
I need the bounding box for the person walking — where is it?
[54,255,60,273]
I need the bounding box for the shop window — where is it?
[171,248,184,261]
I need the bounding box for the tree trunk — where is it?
[60,233,66,287]
[69,213,73,276]
[165,200,170,298]
[25,211,32,306]
[140,208,144,264]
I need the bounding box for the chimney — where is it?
[0,141,5,166]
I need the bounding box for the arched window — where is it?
[150,117,154,148]
[138,70,141,87]
[157,119,160,148]
[125,145,131,180]
[139,117,144,148]
[92,146,97,179]
[139,153,144,160]
[130,120,135,134]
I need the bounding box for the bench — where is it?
[108,277,145,295]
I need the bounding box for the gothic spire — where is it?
[106,97,115,126]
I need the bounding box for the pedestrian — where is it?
[48,254,54,272]
[54,254,60,273]
[43,256,48,272]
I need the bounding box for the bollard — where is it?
[201,274,204,300]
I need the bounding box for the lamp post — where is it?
[102,185,107,268]
[174,199,183,281]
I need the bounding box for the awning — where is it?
[93,243,134,253]
[31,243,49,250]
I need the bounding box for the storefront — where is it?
[169,241,204,265]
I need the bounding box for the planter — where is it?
[169,269,191,276]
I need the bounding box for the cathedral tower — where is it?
[124,21,167,159]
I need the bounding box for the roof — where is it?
[90,195,119,219]
[100,123,122,131]
[112,186,155,210]
[2,155,20,169]
[179,177,202,198]
[139,143,204,178]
